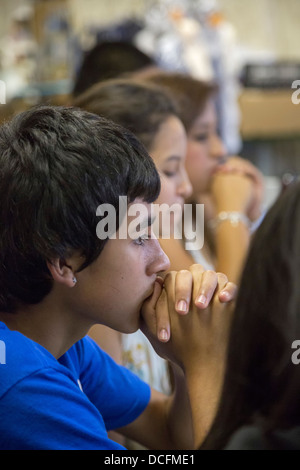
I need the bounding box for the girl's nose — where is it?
[210,133,227,163]
[178,168,193,200]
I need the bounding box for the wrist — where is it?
[214,202,247,213]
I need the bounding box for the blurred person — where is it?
[200,182,300,450]
[146,72,264,284]
[72,40,158,97]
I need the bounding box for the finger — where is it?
[155,286,171,343]
[194,270,220,309]
[218,281,238,303]
[146,277,163,309]
[229,164,263,188]
[140,278,163,335]
[211,276,236,333]
[191,265,218,308]
[174,269,193,315]
[156,275,164,285]
[220,159,257,179]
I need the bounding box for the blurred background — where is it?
[1,0,300,205]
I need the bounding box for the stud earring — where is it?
[72,277,77,285]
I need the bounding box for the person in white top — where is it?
[147,72,264,285]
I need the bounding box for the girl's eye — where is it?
[163,170,177,178]
[194,133,209,142]
[162,165,180,178]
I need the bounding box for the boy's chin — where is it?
[122,313,141,335]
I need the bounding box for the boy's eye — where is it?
[134,234,150,246]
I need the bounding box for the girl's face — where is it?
[185,100,227,196]
[150,115,192,228]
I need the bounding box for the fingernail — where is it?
[196,294,207,306]
[177,300,187,313]
[220,290,230,301]
[159,328,169,342]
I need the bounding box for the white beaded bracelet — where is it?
[208,211,251,231]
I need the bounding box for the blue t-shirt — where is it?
[0,321,151,450]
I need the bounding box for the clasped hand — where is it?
[140,264,236,369]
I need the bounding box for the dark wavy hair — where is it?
[145,72,218,132]
[201,183,300,449]
[72,78,179,151]
[0,105,160,312]
[72,41,155,97]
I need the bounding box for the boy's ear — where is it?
[46,259,77,288]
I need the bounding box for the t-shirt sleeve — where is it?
[76,336,151,431]
[0,336,151,450]
[0,367,126,450]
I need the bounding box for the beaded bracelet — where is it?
[208,211,251,231]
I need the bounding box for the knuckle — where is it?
[189,263,205,274]
[206,269,218,277]
[164,271,175,283]
[177,269,191,276]
[216,272,229,284]
[189,263,202,270]
[175,269,193,290]
[226,281,238,292]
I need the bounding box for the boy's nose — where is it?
[148,239,170,276]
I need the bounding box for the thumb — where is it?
[140,278,163,333]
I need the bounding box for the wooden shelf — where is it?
[239,88,300,139]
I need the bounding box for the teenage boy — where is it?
[0,105,235,450]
